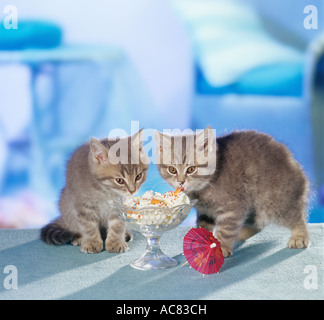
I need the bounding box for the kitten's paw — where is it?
[220,245,233,258]
[80,239,103,254]
[72,235,82,246]
[288,236,310,249]
[106,240,128,253]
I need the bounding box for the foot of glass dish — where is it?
[130,235,178,270]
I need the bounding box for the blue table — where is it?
[0,224,323,300]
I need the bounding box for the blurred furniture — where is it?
[173,0,324,221]
[0,21,159,208]
[0,20,63,198]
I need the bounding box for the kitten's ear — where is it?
[154,130,163,153]
[131,128,144,150]
[196,126,215,153]
[131,128,149,164]
[155,130,171,153]
[90,138,109,166]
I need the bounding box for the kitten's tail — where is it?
[40,218,74,245]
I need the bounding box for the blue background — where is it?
[0,0,323,228]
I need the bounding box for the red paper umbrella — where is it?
[183,228,224,275]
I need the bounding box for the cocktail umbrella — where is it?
[183,227,224,275]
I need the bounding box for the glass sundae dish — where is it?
[115,188,197,270]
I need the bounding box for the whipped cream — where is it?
[123,189,190,226]
[124,189,190,209]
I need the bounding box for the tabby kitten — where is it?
[41,130,148,254]
[155,127,310,257]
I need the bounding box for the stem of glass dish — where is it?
[130,233,178,270]
[146,236,162,254]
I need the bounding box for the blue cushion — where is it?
[173,0,305,92]
[0,20,62,50]
[196,62,304,96]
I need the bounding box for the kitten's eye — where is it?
[135,173,142,181]
[186,166,196,174]
[115,178,125,185]
[168,166,177,174]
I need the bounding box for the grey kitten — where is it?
[41,129,149,254]
[155,127,310,257]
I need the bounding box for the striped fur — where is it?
[40,130,147,253]
[156,128,310,257]
[40,221,74,245]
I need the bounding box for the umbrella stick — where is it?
[180,261,189,268]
